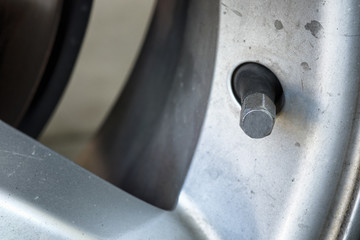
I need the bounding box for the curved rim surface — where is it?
[0,0,62,127]
[18,0,93,138]
[1,0,360,239]
[77,0,219,210]
[0,0,93,139]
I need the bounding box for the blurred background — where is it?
[39,0,156,160]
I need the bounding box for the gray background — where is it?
[40,0,155,160]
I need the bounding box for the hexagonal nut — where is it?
[240,93,276,139]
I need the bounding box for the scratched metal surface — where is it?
[181,0,360,239]
[1,0,360,239]
[0,121,210,239]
